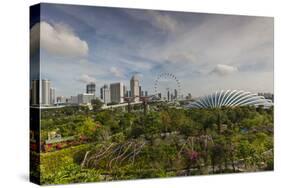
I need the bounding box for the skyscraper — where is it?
[86,82,96,95]
[110,82,124,103]
[70,96,78,104]
[123,85,127,97]
[187,93,192,100]
[145,91,148,97]
[139,86,142,97]
[174,89,178,100]
[101,84,111,104]
[41,79,50,105]
[167,89,170,101]
[49,87,55,105]
[100,87,103,100]
[56,96,67,104]
[78,93,95,105]
[130,75,139,102]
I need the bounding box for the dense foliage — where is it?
[39,104,273,184]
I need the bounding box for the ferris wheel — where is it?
[154,73,182,100]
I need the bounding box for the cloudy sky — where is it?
[31,3,274,97]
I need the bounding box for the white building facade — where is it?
[110,82,124,103]
[49,87,55,105]
[130,75,140,102]
[78,93,95,105]
[101,84,111,104]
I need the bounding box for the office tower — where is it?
[139,86,142,97]
[145,91,148,97]
[86,82,96,95]
[49,87,55,105]
[31,79,54,106]
[188,93,192,100]
[125,90,129,97]
[101,84,111,104]
[41,79,50,105]
[70,96,78,104]
[56,96,67,104]
[77,93,95,105]
[128,90,131,97]
[123,85,129,97]
[110,82,124,103]
[174,89,178,100]
[141,91,144,97]
[167,89,170,101]
[31,80,39,105]
[130,75,139,102]
[100,87,103,100]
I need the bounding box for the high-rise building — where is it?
[31,79,57,106]
[145,91,148,97]
[130,75,139,102]
[100,87,103,100]
[41,79,50,105]
[139,86,142,97]
[86,82,96,95]
[49,87,55,105]
[110,82,124,103]
[56,96,67,104]
[167,89,170,101]
[124,90,129,97]
[101,84,111,104]
[78,93,95,105]
[123,85,127,97]
[187,93,192,100]
[69,96,78,104]
[174,89,178,100]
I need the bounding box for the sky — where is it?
[30,3,274,98]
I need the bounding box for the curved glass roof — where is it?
[187,90,273,109]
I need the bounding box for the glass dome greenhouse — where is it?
[186,90,273,109]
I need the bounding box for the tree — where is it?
[210,144,225,173]
[91,99,103,111]
[160,111,172,132]
[237,140,255,169]
[76,117,99,139]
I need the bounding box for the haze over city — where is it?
[30,3,273,98]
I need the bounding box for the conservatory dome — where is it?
[186,90,273,109]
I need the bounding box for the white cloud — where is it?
[110,67,124,78]
[125,10,179,33]
[31,21,89,57]
[38,8,273,97]
[121,59,153,70]
[77,74,95,83]
[211,64,238,76]
[149,11,178,33]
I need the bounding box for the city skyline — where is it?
[30,4,274,97]
[30,75,152,105]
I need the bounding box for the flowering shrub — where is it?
[188,150,199,161]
